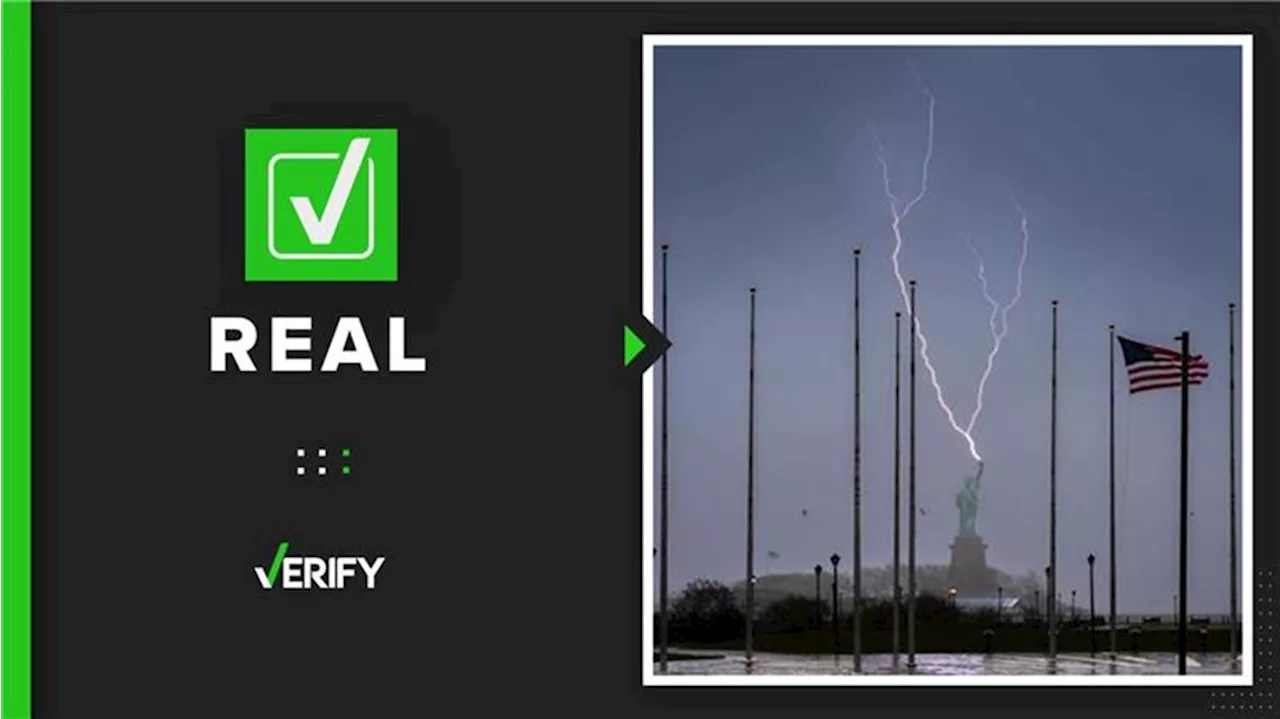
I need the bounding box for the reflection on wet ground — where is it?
[663,651,1241,675]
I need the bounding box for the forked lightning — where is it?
[873,79,1031,464]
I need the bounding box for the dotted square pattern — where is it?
[295,447,353,478]
[1209,567,1276,713]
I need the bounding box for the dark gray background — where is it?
[35,4,634,717]
[30,3,1276,718]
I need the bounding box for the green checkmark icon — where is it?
[265,541,290,588]
[290,138,370,247]
[243,127,398,282]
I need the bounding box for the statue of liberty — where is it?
[956,460,984,538]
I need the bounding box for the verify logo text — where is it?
[254,542,386,590]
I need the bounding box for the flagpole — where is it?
[1108,324,1117,658]
[659,244,671,673]
[1228,303,1238,660]
[745,287,757,668]
[852,247,863,673]
[893,310,902,668]
[1049,300,1058,659]
[1177,330,1190,675]
[907,280,918,671]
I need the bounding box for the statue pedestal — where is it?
[947,535,996,597]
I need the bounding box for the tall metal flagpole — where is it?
[1229,303,1238,660]
[907,280,918,670]
[1177,330,1191,675]
[1108,324,1118,658]
[852,248,863,673]
[1049,300,1058,659]
[893,310,902,668]
[745,287,757,667]
[658,244,670,673]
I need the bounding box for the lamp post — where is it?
[831,554,841,657]
[814,565,824,629]
[1072,590,1077,621]
[1088,553,1097,656]
[948,586,958,610]
[997,586,1004,624]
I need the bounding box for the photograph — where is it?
[643,35,1250,684]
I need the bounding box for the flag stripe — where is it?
[1126,355,1203,365]
[1131,364,1208,373]
[1116,335,1210,396]
[1129,369,1210,382]
[1127,358,1208,371]
[1132,378,1204,394]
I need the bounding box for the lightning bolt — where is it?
[963,207,1030,440]
[873,80,1030,464]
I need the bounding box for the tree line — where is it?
[660,577,1031,644]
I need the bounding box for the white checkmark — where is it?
[289,137,370,246]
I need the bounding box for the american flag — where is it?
[1116,335,1209,395]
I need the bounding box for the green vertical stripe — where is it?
[2,0,32,716]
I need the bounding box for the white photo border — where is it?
[641,33,1254,688]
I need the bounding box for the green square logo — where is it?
[244,128,398,282]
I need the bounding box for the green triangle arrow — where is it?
[624,325,646,367]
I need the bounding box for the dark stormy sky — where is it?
[651,44,1244,615]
